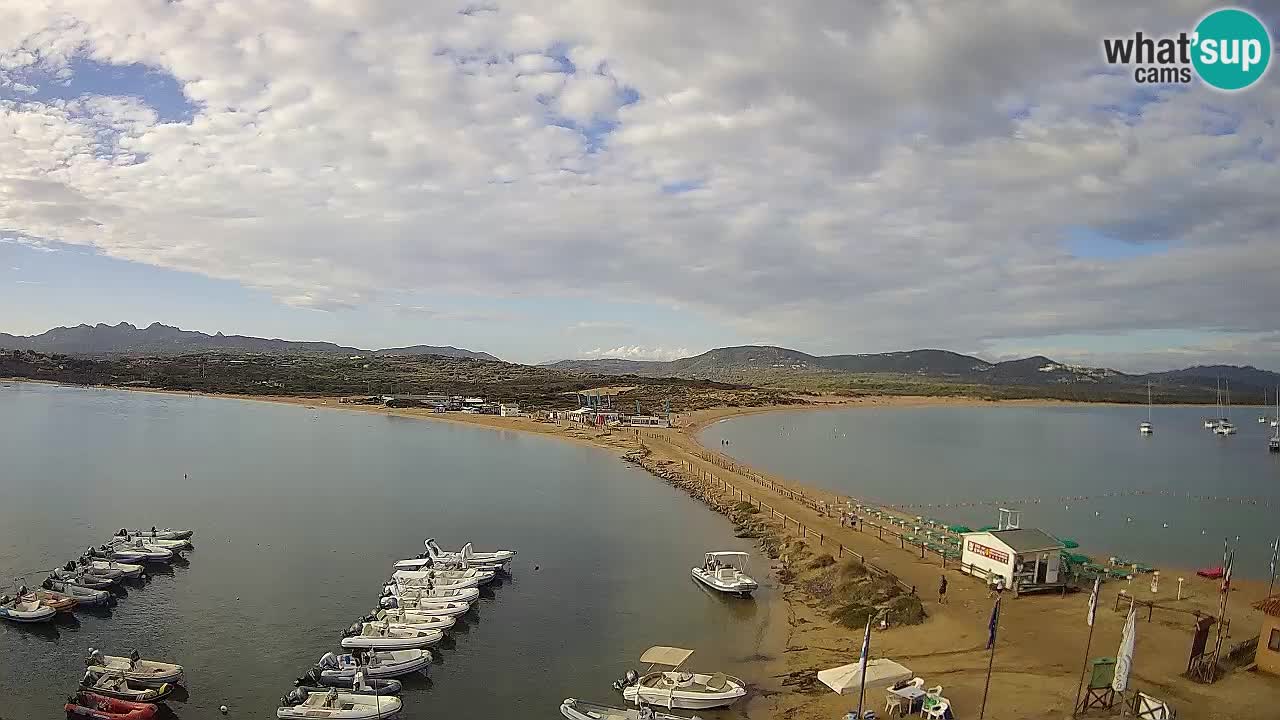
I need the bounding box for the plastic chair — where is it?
[926,685,943,698]
[884,693,903,718]
[925,700,949,719]
[909,677,925,689]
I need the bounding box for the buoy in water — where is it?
[1127,517,1133,523]
[1162,522,1169,528]
[220,706,228,714]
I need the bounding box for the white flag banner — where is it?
[1112,603,1137,693]
[1087,576,1100,627]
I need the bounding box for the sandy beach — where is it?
[9,381,1280,719]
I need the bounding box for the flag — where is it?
[1270,538,1277,581]
[1112,603,1137,692]
[859,613,872,663]
[1086,576,1100,627]
[1221,550,1234,595]
[986,596,1001,649]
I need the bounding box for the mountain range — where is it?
[0,322,499,361]
[547,346,1280,396]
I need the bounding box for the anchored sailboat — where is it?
[1270,385,1279,454]
[1139,382,1153,435]
[1214,380,1237,435]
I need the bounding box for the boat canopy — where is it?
[639,646,695,668]
[705,551,749,566]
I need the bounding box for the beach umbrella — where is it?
[817,659,912,695]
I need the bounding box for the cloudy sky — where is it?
[1,1,1277,369]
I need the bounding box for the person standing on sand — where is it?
[938,574,948,604]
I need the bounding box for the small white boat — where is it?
[384,581,482,601]
[42,577,114,607]
[277,689,402,719]
[615,647,747,710]
[561,698,699,720]
[1139,383,1154,435]
[0,593,56,623]
[127,528,194,541]
[361,609,456,632]
[340,622,444,650]
[691,552,758,596]
[315,650,430,681]
[85,649,184,688]
[373,600,470,618]
[82,558,143,579]
[425,539,515,566]
[1203,418,1216,429]
[90,541,173,564]
[391,568,494,587]
[113,533,191,550]
[51,568,115,589]
[1214,422,1237,436]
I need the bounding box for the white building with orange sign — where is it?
[959,527,1065,592]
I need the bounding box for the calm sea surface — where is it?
[0,383,772,719]
[701,404,1280,579]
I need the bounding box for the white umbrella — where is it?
[818,658,913,695]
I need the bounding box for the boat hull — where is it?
[316,651,430,680]
[65,692,157,720]
[560,698,690,720]
[622,673,747,710]
[86,655,184,688]
[691,568,758,597]
[0,602,56,623]
[341,628,444,651]
[277,694,402,719]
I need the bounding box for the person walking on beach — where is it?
[938,574,948,604]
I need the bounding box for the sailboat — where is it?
[1262,388,1270,423]
[1139,382,1153,435]
[1204,378,1221,429]
[1270,385,1279,454]
[1214,380,1237,435]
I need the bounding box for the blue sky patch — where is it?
[2,56,197,123]
[1063,225,1170,260]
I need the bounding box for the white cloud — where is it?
[0,1,1276,368]
[581,345,692,362]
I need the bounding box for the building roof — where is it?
[989,528,1064,553]
[1254,595,1280,618]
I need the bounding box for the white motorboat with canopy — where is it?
[85,648,184,687]
[276,688,402,719]
[314,650,429,681]
[615,646,747,710]
[340,621,444,650]
[691,552,758,596]
[560,698,700,720]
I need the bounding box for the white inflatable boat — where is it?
[315,651,430,681]
[361,609,456,632]
[382,585,480,605]
[127,528,194,541]
[81,558,144,579]
[561,698,699,720]
[390,568,493,587]
[277,689,402,719]
[425,539,515,565]
[615,647,747,710]
[691,552,758,597]
[0,594,56,623]
[85,649,184,687]
[340,622,444,650]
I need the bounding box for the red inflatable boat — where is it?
[64,691,157,720]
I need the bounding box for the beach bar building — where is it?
[1252,595,1280,676]
[959,511,1065,593]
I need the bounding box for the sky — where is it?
[1,1,1278,371]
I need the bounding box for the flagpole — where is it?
[1071,615,1097,716]
[980,596,1000,719]
[1268,537,1278,598]
[856,614,871,718]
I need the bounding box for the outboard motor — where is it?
[318,652,340,670]
[379,596,398,609]
[343,620,363,637]
[297,668,322,687]
[41,577,54,590]
[281,687,307,706]
[612,669,640,693]
[65,561,77,572]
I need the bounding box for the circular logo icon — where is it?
[1192,8,1271,91]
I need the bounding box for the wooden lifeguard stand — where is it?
[1075,657,1119,714]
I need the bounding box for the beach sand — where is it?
[11,382,1279,718]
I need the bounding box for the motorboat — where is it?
[276,689,402,719]
[88,543,172,564]
[380,584,480,605]
[42,577,115,607]
[560,698,699,720]
[0,593,56,623]
[614,647,747,710]
[81,558,144,579]
[313,650,430,681]
[424,538,515,566]
[391,568,494,587]
[85,649,184,688]
[296,668,402,693]
[393,554,508,573]
[373,600,470,619]
[64,691,157,720]
[126,528,194,541]
[80,671,173,702]
[26,587,78,612]
[112,533,192,551]
[359,609,456,632]
[691,552,758,597]
[52,567,116,589]
[1213,421,1237,436]
[113,539,179,562]
[1139,383,1154,435]
[340,621,444,650]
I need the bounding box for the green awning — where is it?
[947,525,972,534]
[1062,538,1080,549]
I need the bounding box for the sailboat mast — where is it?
[1147,382,1152,422]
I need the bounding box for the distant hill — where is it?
[547,345,1279,400]
[0,322,498,361]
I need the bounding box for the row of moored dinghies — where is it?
[276,538,517,719]
[2,527,193,625]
